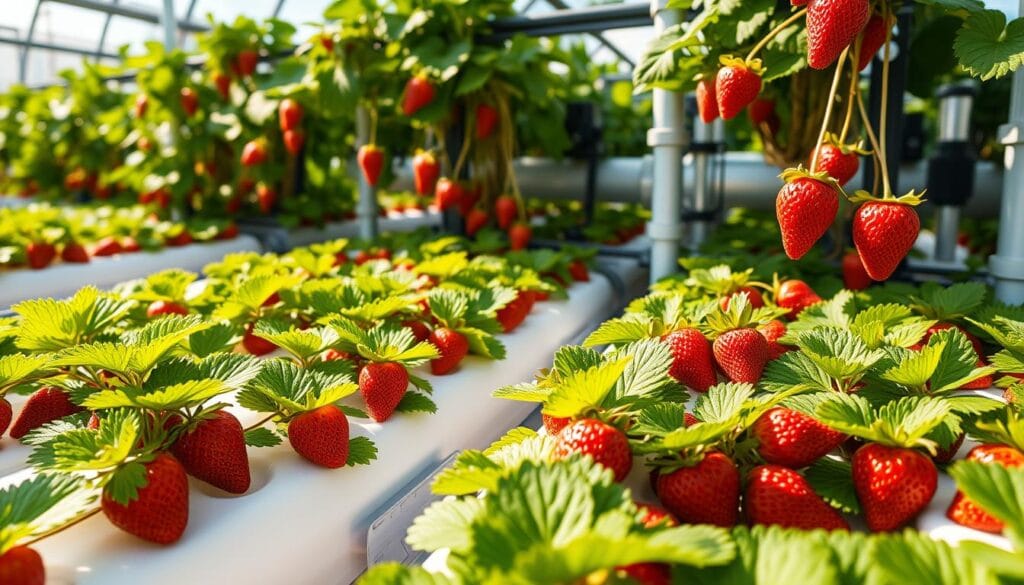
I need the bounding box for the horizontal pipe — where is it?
[484,3,651,39]
[47,0,208,32]
[0,36,120,59]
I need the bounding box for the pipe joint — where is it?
[991,254,1024,280]
[998,122,1024,147]
[647,127,686,148]
[647,221,684,241]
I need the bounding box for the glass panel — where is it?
[102,15,163,55]
[278,0,329,42]
[599,26,650,64]
[189,0,279,23]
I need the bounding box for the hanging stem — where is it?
[244,413,276,432]
[856,85,887,193]
[746,8,808,62]
[838,46,860,144]
[877,3,893,197]
[451,117,473,179]
[810,47,850,173]
[368,106,379,146]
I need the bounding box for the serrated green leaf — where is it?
[804,457,862,514]
[395,391,437,415]
[543,357,631,418]
[583,316,652,347]
[492,382,550,403]
[244,427,282,447]
[552,346,604,378]
[881,344,943,389]
[407,497,487,553]
[694,382,755,424]
[346,436,378,466]
[955,10,1024,81]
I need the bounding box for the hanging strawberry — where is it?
[475,103,498,139]
[278,98,304,131]
[696,76,719,123]
[807,0,871,70]
[508,222,532,251]
[357,145,385,186]
[465,208,489,236]
[850,191,923,281]
[401,75,435,116]
[857,13,895,71]
[715,57,764,120]
[235,48,260,77]
[283,129,305,155]
[435,178,464,211]
[811,135,868,186]
[179,87,199,117]
[495,195,518,230]
[213,73,231,100]
[412,150,440,195]
[240,139,268,166]
[774,168,841,260]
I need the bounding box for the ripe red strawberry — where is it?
[853,443,937,531]
[147,300,188,318]
[242,325,277,356]
[713,328,770,383]
[720,287,765,311]
[0,398,11,436]
[457,184,481,217]
[180,87,199,117]
[636,502,678,528]
[283,130,305,155]
[134,94,148,118]
[25,242,56,270]
[776,279,822,318]
[775,170,840,260]
[9,387,84,439]
[568,260,590,282]
[359,361,409,422]
[401,75,435,116]
[509,222,532,251]
[171,410,250,494]
[412,151,440,195]
[758,320,792,360]
[807,0,871,70]
[554,418,633,482]
[429,328,469,375]
[240,139,267,166]
[857,14,893,71]
[435,178,464,211]
[747,97,775,126]
[842,251,872,290]
[278,98,304,131]
[357,145,384,186]
[852,200,920,281]
[684,412,700,427]
[0,546,44,585]
[495,195,518,229]
[932,433,965,464]
[813,142,860,186]
[475,103,498,139]
[288,404,350,468]
[716,59,763,120]
[91,236,122,257]
[655,452,740,527]
[617,563,671,585]
[745,465,849,530]
[947,444,1024,533]
[542,414,570,436]
[166,230,192,247]
[61,242,90,263]
[496,291,534,333]
[257,184,276,214]
[102,453,189,544]
[121,236,142,253]
[465,208,488,237]
[214,73,231,100]
[235,49,259,77]
[752,407,845,468]
[663,328,717,392]
[696,77,719,123]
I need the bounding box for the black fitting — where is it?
[926,144,975,207]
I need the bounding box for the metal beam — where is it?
[272,0,287,18]
[484,3,651,40]
[160,0,177,49]
[1,36,120,61]
[95,0,119,61]
[18,0,44,82]
[47,0,209,33]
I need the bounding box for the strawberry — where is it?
[655,452,740,527]
[813,142,860,186]
[857,14,893,71]
[720,287,765,311]
[242,325,277,356]
[842,251,872,290]
[278,98,304,131]
[257,184,276,214]
[637,502,678,528]
[404,320,431,343]
[429,328,469,375]
[166,230,193,247]
[752,407,845,468]
[496,291,534,333]
[0,398,11,436]
[133,94,148,118]
[288,404,350,468]
[214,73,231,100]
[9,387,84,439]
[0,546,44,585]
[465,208,489,237]
[357,145,385,186]
[283,130,305,155]
[359,361,409,423]
[747,97,775,126]
[121,236,142,253]
[240,139,268,166]
[663,328,717,392]
[852,200,920,281]
[235,48,260,77]
[758,320,792,360]
[61,242,90,263]
[684,412,701,427]
[947,444,1024,533]
[412,151,440,195]
[101,453,189,544]
[180,87,199,117]
[617,563,671,585]
[715,58,763,120]
[568,260,590,282]
[25,242,56,270]
[171,410,250,494]
[435,178,464,211]
[495,195,518,229]
[713,328,770,383]
[147,300,188,318]
[932,433,965,464]
[401,75,435,116]
[457,184,481,217]
[217,223,239,240]
[775,169,840,260]
[696,77,719,123]
[554,418,633,482]
[475,103,498,139]
[852,443,937,531]
[509,222,532,251]
[776,279,822,318]
[542,414,571,436]
[90,236,122,257]
[807,0,871,70]
[745,465,849,530]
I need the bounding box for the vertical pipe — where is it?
[991,0,1024,303]
[931,82,975,264]
[646,0,686,283]
[160,0,177,50]
[934,206,961,262]
[356,106,380,241]
[96,0,120,62]
[19,0,44,82]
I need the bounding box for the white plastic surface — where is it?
[287,210,441,249]
[0,272,618,585]
[0,236,262,309]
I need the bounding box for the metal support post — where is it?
[687,101,724,251]
[991,0,1024,303]
[160,0,177,50]
[646,0,687,283]
[928,81,976,264]
[356,106,380,241]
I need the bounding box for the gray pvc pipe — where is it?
[356,107,380,241]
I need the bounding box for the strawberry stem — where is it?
[810,47,850,174]
[838,46,860,144]
[745,8,808,63]
[451,114,474,180]
[244,413,277,432]
[856,82,888,197]
[877,2,894,198]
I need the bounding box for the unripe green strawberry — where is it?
[655,452,740,527]
[171,410,251,494]
[852,200,920,281]
[101,453,189,544]
[715,57,763,120]
[807,0,870,70]
[359,361,409,423]
[662,328,717,392]
[776,169,840,260]
[853,443,937,531]
[745,465,849,530]
[288,404,350,468]
[752,407,846,468]
[0,546,45,585]
[429,327,469,375]
[554,418,633,482]
[713,328,770,384]
[947,444,1024,533]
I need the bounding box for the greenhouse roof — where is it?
[0,0,655,90]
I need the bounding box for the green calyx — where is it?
[848,189,926,206]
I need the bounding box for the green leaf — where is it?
[346,436,378,466]
[492,382,550,403]
[870,530,1001,585]
[13,287,133,352]
[395,391,437,415]
[694,382,755,424]
[359,564,453,585]
[244,427,282,447]
[0,474,87,552]
[929,329,983,391]
[914,0,984,11]
[949,460,1024,549]
[583,316,652,347]
[608,340,676,401]
[185,323,240,358]
[543,357,631,418]
[804,458,862,514]
[407,497,487,554]
[956,10,1024,81]
[632,403,688,436]
[0,354,52,393]
[762,351,835,393]
[105,461,149,505]
[460,327,505,360]
[84,379,228,411]
[881,344,943,389]
[552,346,604,377]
